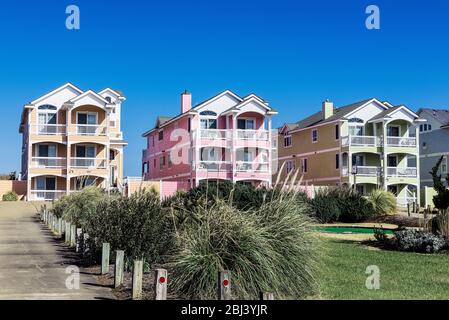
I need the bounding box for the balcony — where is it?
[30,190,66,201]
[386,136,416,147]
[341,135,379,147]
[342,166,381,177]
[72,124,108,136]
[236,130,269,141]
[70,158,107,169]
[31,157,66,168]
[197,161,232,172]
[199,129,230,140]
[31,124,66,136]
[387,167,417,177]
[235,161,269,173]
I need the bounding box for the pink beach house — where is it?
[142,90,278,188]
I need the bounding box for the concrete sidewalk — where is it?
[0,202,114,300]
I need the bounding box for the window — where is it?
[188,118,191,132]
[237,119,255,130]
[335,154,340,169]
[150,136,154,148]
[76,145,96,158]
[284,134,292,147]
[38,144,57,157]
[352,154,365,167]
[441,156,448,173]
[36,177,56,191]
[77,112,97,125]
[143,162,149,174]
[105,96,112,103]
[160,156,165,169]
[335,125,340,140]
[387,155,398,167]
[349,125,363,136]
[356,185,365,195]
[168,154,172,168]
[109,150,115,161]
[387,125,400,137]
[200,118,217,129]
[158,130,164,141]
[420,124,423,132]
[429,124,432,131]
[286,160,295,174]
[312,129,318,142]
[301,159,308,173]
[421,124,432,132]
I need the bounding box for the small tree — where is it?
[430,156,449,210]
[429,156,449,237]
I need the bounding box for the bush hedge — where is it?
[2,191,18,201]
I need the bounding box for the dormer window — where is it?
[199,110,217,129]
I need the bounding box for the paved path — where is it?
[0,202,114,300]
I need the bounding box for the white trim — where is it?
[420,151,449,158]
[31,83,83,105]
[69,90,110,105]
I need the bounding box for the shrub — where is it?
[308,187,374,223]
[167,194,320,299]
[57,187,106,226]
[2,191,18,201]
[367,189,397,215]
[85,190,176,268]
[393,229,448,253]
[309,192,341,223]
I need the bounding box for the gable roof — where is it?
[417,108,449,127]
[142,90,275,136]
[30,82,83,105]
[289,98,375,132]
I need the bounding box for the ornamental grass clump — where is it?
[167,192,320,299]
[367,189,397,215]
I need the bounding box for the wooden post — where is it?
[114,250,125,288]
[132,260,144,300]
[260,292,274,300]
[154,268,167,300]
[83,233,90,258]
[76,228,83,253]
[65,222,71,243]
[57,218,63,238]
[43,209,47,223]
[218,270,231,300]
[70,225,76,247]
[407,203,411,217]
[101,243,111,275]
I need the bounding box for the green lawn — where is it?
[320,238,449,299]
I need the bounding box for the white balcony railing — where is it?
[197,161,232,172]
[396,196,417,207]
[30,190,66,201]
[199,129,230,140]
[236,130,269,141]
[31,124,66,135]
[354,166,381,176]
[386,136,416,147]
[31,157,66,168]
[235,161,269,173]
[70,158,107,169]
[342,135,379,147]
[387,167,417,177]
[74,125,108,136]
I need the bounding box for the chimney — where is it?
[181,90,192,113]
[322,99,334,119]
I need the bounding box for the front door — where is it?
[388,155,398,167]
[388,185,398,196]
[36,177,56,190]
[387,126,400,137]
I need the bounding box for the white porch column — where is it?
[382,121,388,190]
[415,124,421,208]
[267,115,273,186]
[232,113,237,183]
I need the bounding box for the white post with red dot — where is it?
[261,292,274,300]
[218,270,231,300]
[154,268,167,300]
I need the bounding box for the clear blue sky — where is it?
[1,0,449,176]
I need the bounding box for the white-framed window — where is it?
[286,160,295,174]
[284,134,292,147]
[237,118,255,130]
[387,125,400,137]
[200,118,217,129]
[441,156,448,173]
[312,129,318,143]
[77,112,97,125]
[420,123,432,132]
[301,158,308,173]
[349,125,364,136]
